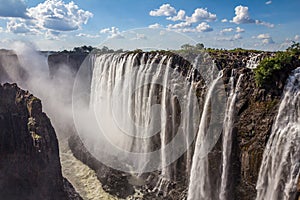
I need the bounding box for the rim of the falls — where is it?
[255,67,300,200]
[72,51,227,174]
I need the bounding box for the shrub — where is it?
[254,42,300,86]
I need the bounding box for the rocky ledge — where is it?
[0,83,82,200]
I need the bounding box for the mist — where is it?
[1,41,79,141]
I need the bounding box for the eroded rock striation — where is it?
[0,83,81,200]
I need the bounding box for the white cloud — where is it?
[131,33,147,40]
[231,5,274,28]
[295,35,300,41]
[221,28,234,34]
[186,8,217,23]
[167,22,212,33]
[167,10,185,21]
[221,19,228,23]
[27,0,93,31]
[76,33,100,38]
[217,33,242,41]
[100,27,124,39]
[256,33,275,44]
[6,19,35,34]
[262,38,274,44]
[148,23,162,29]
[232,5,255,24]
[265,1,272,5]
[149,4,176,17]
[100,28,110,34]
[236,26,245,33]
[257,33,271,39]
[167,21,191,29]
[196,22,213,32]
[0,0,28,18]
[255,20,274,28]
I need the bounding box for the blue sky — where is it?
[0,0,299,51]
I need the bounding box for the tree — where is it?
[196,43,204,50]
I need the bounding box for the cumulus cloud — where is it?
[232,5,255,24]
[196,22,213,32]
[236,26,245,33]
[262,38,274,44]
[27,0,93,31]
[265,1,272,5]
[221,19,228,23]
[220,28,234,34]
[217,33,242,41]
[257,33,271,39]
[100,27,124,39]
[255,20,274,28]
[4,0,93,36]
[76,33,101,38]
[295,35,300,41]
[6,19,30,34]
[148,23,162,29]
[131,33,147,40]
[167,10,185,21]
[231,5,274,28]
[186,8,217,23]
[167,21,191,29]
[256,33,275,44]
[0,0,28,18]
[167,22,212,33]
[149,4,176,17]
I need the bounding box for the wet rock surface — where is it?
[0,83,81,200]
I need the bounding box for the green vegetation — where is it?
[61,45,124,54]
[254,42,300,86]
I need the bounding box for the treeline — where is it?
[61,45,124,54]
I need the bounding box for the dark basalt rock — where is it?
[48,52,88,79]
[0,83,82,200]
[68,135,135,199]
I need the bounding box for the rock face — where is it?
[0,50,27,83]
[47,52,88,78]
[68,135,135,199]
[67,50,299,200]
[0,83,82,200]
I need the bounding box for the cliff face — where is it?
[47,53,88,78]
[0,83,81,200]
[67,51,299,200]
[0,50,27,83]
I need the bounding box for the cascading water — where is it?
[246,54,261,69]
[83,52,201,178]
[256,67,300,200]
[219,73,244,200]
[187,70,225,200]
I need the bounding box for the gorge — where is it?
[0,46,299,200]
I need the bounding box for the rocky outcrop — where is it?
[0,83,82,200]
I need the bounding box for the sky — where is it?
[0,0,299,51]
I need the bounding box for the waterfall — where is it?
[256,67,300,200]
[85,52,201,176]
[219,73,244,200]
[187,71,224,200]
[246,54,261,69]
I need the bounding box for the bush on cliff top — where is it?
[254,42,300,86]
